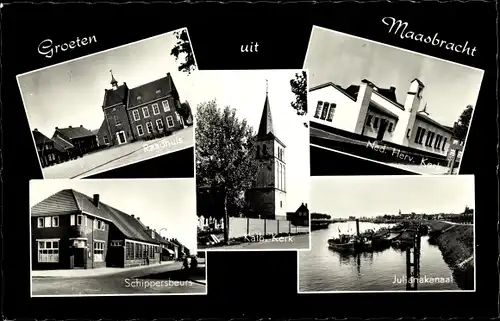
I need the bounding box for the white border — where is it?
[17,27,199,180]
[29,177,207,297]
[296,174,476,294]
[303,25,484,176]
[195,69,312,253]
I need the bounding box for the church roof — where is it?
[55,125,95,139]
[257,94,274,137]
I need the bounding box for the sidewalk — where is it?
[32,261,176,279]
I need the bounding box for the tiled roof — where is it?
[369,101,399,119]
[52,135,74,150]
[31,189,158,244]
[56,126,95,139]
[32,130,53,145]
[103,84,129,108]
[416,112,453,134]
[127,74,174,109]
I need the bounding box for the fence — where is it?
[228,217,309,239]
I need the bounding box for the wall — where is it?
[408,118,453,156]
[246,188,276,219]
[85,216,110,269]
[361,109,398,141]
[228,217,299,238]
[309,86,360,132]
[104,104,134,145]
[32,215,73,270]
[127,96,183,140]
[274,189,287,217]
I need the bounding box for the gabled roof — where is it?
[103,83,129,108]
[416,112,453,134]
[257,94,274,137]
[127,73,174,109]
[55,126,95,139]
[309,82,356,102]
[32,129,53,145]
[31,189,158,244]
[51,135,74,150]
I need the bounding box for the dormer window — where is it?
[156,89,161,94]
[137,96,142,101]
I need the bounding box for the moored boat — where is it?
[328,234,356,252]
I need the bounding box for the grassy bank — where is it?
[427,220,474,290]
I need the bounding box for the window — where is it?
[434,134,441,148]
[314,101,323,118]
[103,135,110,144]
[142,107,150,118]
[156,89,162,94]
[126,241,134,260]
[37,217,44,228]
[52,216,59,227]
[256,145,260,158]
[152,103,160,115]
[156,118,164,131]
[442,137,447,151]
[93,241,105,262]
[71,214,85,226]
[262,144,268,156]
[146,121,154,133]
[38,239,59,263]
[94,220,105,231]
[111,240,123,247]
[366,115,373,126]
[132,110,140,121]
[407,128,411,138]
[44,216,52,228]
[114,115,121,126]
[320,102,330,120]
[137,125,144,136]
[166,116,174,128]
[373,117,379,129]
[418,128,426,144]
[135,243,141,259]
[162,100,170,112]
[387,123,393,132]
[326,103,336,122]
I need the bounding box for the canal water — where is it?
[299,221,460,292]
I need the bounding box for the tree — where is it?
[196,100,259,243]
[289,71,308,116]
[453,105,474,142]
[170,29,196,74]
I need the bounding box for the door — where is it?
[377,119,389,141]
[116,131,127,145]
[73,248,86,268]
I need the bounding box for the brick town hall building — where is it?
[245,86,287,220]
[96,71,187,147]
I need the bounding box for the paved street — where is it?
[204,233,310,250]
[32,261,206,296]
[43,127,194,179]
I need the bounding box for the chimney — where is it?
[93,194,100,208]
[354,80,374,133]
[55,127,58,129]
[80,125,83,127]
[131,214,135,218]
[68,126,72,129]
[390,86,396,92]
[34,128,38,131]
[137,217,140,221]
[147,226,150,230]
[398,79,424,144]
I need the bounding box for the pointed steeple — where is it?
[257,79,274,137]
[110,69,118,89]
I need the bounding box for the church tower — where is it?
[246,80,287,219]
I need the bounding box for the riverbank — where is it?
[427,220,474,290]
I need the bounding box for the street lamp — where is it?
[158,228,168,263]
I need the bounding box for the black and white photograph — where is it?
[30,178,206,297]
[18,28,197,179]
[299,175,475,293]
[305,26,484,175]
[193,70,311,251]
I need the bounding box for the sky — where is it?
[305,26,484,127]
[311,175,475,218]
[190,70,310,212]
[29,178,198,252]
[17,28,198,138]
